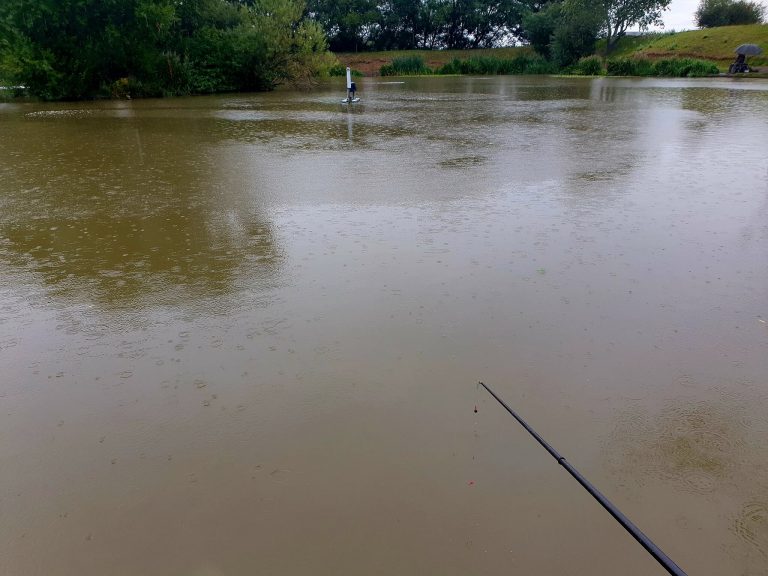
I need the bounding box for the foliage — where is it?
[606,56,655,74]
[521,0,600,66]
[568,0,672,51]
[436,53,557,73]
[307,0,380,51]
[381,55,433,75]
[606,56,719,75]
[308,0,534,51]
[377,52,556,75]
[0,0,333,100]
[653,57,719,75]
[550,0,602,65]
[442,0,529,48]
[695,0,765,27]
[522,3,563,59]
[575,55,604,73]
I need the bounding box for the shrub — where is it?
[682,60,719,77]
[695,0,765,27]
[380,56,432,76]
[653,58,718,77]
[550,8,601,67]
[606,58,653,76]
[576,56,603,75]
[435,54,556,75]
[521,3,563,60]
[607,57,718,77]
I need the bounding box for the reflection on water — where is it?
[1,208,279,307]
[1,76,767,576]
[0,112,281,308]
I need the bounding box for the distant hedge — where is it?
[436,55,556,75]
[606,57,719,77]
[380,54,557,76]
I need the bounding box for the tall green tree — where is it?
[522,0,598,63]
[444,0,524,48]
[307,0,529,50]
[550,0,600,65]
[306,0,379,51]
[695,0,764,27]
[0,0,332,99]
[593,0,671,50]
[521,2,562,58]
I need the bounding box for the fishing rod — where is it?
[478,381,688,576]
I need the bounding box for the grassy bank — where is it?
[605,23,768,69]
[336,24,768,76]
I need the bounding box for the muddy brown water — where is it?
[1,76,767,575]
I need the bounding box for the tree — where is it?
[522,0,599,64]
[601,0,670,51]
[306,0,379,51]
[522,2,562,59]
[307,0,529,50]
[573,0,671,51]
[551,0,601,65]
[695,0,765,27]
[443,0,524,48]
[0,0,332,99]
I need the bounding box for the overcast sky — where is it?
[661,0,700,30]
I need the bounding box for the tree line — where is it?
[0,0,333,99]
[308,0,528,51]
[1,0,764,100]
[310,0,673,60]
[313,0,763,64]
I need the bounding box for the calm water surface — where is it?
[1,76,768,575]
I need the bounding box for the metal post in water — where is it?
[478,381,688,576]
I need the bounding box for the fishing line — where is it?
[478,381,688,576]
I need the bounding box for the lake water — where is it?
[1,75,767,575]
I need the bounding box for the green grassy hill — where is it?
[606,24,768,69]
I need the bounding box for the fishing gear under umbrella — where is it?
[730,44,763,74]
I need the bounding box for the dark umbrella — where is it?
[735,44,763,56]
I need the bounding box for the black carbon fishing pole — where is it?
[478,381,688,576]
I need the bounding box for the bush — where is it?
[522,3,563,60]
[653,58,719,77]
[380,56,432,76]
[695,0,765,27]
[607,57,718,77]
[576,56,603,75]
[435,54,556,75]
[682,60,720,77]
[606,58,654,76]
[0,0,332,100]
[550,7,601,67]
